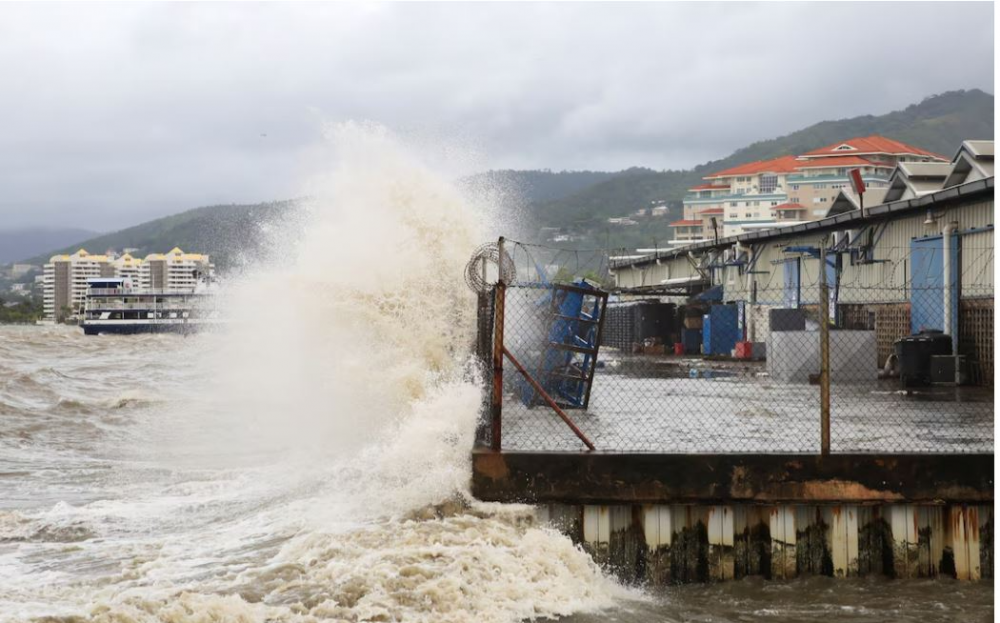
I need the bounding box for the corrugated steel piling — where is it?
[562,501,994,584]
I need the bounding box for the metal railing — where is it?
[476,238,994,454]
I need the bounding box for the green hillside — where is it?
[26,200,302,272]
[533,89,994,248]
[461,169,626,204]
[24,89,993,267]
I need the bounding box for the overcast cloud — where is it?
[0,2,993,231]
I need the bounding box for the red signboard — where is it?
[849,168,866,195]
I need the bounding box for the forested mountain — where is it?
[532,89,993,249]
[0,228,99,264]
[23,89,993,267]
[24,201,302,272]
[461,169,628,204]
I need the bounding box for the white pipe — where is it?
[942,220,958,356]
[737,242,755,342]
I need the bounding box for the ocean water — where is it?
[0,126,992,622]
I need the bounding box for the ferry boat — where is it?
[80,277,220,335]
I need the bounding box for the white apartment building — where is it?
[139,247,213,291]
[113,253,143,285]
[43,247,214,322]
[42,249,114,322]
[673,135,948,240]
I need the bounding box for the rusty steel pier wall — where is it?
[472,450,994,582]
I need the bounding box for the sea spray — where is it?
[188,121,485,460]
[0,126,625,622]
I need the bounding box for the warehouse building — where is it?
[612,141,994,385]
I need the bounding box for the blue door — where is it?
[782,259,800,308]
[910,235,959,342]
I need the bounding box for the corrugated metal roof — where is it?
[897,161,952,179]
[959,140,994,159]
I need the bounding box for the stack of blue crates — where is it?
[518,280,603,409]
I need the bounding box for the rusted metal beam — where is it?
[490,238,506,451]
[502,346,596,451]
[471,451,993,504]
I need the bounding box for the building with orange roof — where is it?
[674,135,949,241]
[799,135,946,161]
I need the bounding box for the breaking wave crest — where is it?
[0,124,623,622]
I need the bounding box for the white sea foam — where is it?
[0,124,623,622]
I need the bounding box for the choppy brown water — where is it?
[0,125,628,622]
[1,126,993,622]
[1,324,626,623]
[1,328,993,623]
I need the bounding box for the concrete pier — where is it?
[534,502,992,583]
[474,450,993,582]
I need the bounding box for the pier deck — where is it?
[470,251,994,583]
[472,450,994,582]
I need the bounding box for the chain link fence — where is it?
[476,238,994,454]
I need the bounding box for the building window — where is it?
[790,197,799,203]
[730,202,738,207]
[745,212,753,218]
[759,174,778,194]
[791,184,799,191]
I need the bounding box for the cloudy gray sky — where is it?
[0,2,993,231]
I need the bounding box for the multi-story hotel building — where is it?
[113,253,143,285]
[43,247,214,322]
[672,135,947,240]
[42,249,114,322]
[139,248,212,291]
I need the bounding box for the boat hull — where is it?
[81,322,206,336]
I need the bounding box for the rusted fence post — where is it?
[491,237,506,451]
[819,241,831,455]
